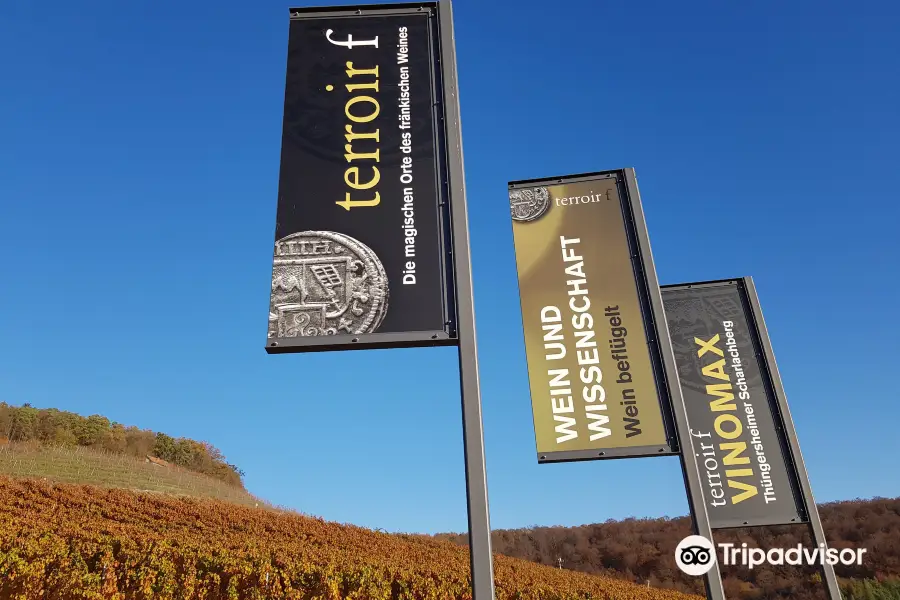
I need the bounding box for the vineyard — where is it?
[0,476,702,600]
[0,443,263,508]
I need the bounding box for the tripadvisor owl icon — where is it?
[676,535,717,576]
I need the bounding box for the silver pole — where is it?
[438,1,496,599]
[743,277,841,600]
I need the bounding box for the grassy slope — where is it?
[0,442,264,508]
[0,476,703,600]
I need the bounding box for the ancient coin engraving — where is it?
[268,231,389,338]
[509,186,550,222]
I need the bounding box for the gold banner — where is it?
[510,176,667,454]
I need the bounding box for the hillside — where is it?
[0,476,701,600]
[435,497,900,599]
[0,442,263,508]
[2,401,894,598]
[0,403,245,488]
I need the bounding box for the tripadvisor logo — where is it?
[675,535,867,575]
[676,535,717,576]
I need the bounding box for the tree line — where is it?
[433,496,900,599]
[0,403,244,488]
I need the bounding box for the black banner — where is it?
[662,280,805,528]
[266,6,453,353]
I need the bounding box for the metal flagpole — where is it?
[624,169,727,600]
[743,277,841,600]
[438,1,497,599]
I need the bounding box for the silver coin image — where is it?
[509,186,550,222]
[268,231,389,338]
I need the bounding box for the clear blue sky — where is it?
[1,0,898,535]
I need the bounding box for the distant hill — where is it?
[0,402,244,488]
[434,497,900,599]
[0,476,702,600]
[0,442,263,508]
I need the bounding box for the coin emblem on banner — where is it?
[269,231,389,337]
[509,186,550,222]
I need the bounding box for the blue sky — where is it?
[1,0,898,535]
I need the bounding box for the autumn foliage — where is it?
[434,498,900,599]
[0,476,701,600]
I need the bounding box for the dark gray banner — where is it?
[662,281,804,528]
[266,6,454,354]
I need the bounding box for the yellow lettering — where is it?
[728,479,759,504]
[345,62,379,78]
[346,80,379,93]
[702,358,730,381]
[337,62,380,209]
[336,191,380,211]
[344,166,380,190]
[344,124,380,144]
[695,334,724,358]
[345,96,380,123]
[706,383,736,411]
[725,468,754,478]
[344,146,380,163]
[720,441,750,466]
[714,414,743,440]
